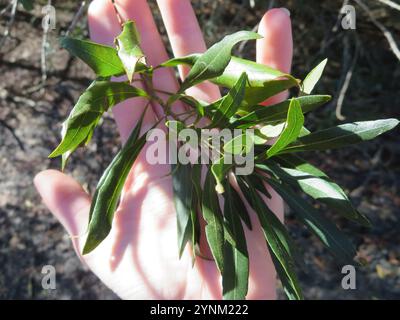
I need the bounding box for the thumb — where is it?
[34,169,91,253]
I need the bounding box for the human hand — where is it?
[34,0,293,299]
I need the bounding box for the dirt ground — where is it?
[0,0,399,299]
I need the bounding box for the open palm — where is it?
[34,0,293,299]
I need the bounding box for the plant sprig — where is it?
[50,20,399,300]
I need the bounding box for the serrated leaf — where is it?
[60,37,125,77]
[201,169,225,272]
[267,99,304,158]
[302,59,328,94]
[115,21,146,82]
[210,72,247,127]
[240,177,303,300]
[82,115,147,254]
[222,181,249,300]
[172,163,193,258]
[232,95,331,129]
[281,119,400,154]
[180,31,261,92]
[267,178,357,264]
[49,81,148,158]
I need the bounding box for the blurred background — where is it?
[0,0,399,299]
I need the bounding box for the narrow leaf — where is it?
[222,181,249,300]
[302,59,328,94]
[267,178,357,264]
[60,37,125,77]
[82,115,147,254]
[241,177,303,300]
[180,31,261,92]
[115,20,146,82]
[210,72,247,127]
[267,99,304,158]
[281,119,400,154]
[172,163,193,258]
[232,95,331,129]
[201,169,225,272]
[265,162,371,227]
[49,81,148,158]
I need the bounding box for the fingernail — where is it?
[280,7,291,17]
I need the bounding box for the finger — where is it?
[88,0,156,142]
[34,170,91,252]
[156,0,221,103]
[256,8,293,106]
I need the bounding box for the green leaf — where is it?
[240,177,303,300]
[280,119,400,154]
[264,162,371,227]
[210,72,247,127]
[223,132,254,155]
[242,79,295,107]
[275,154,328,178]
[115,21,146,82]
[232,95,331,129]
[228,183,252,230]
[19,0,34,11]
[267,178,357,264]
[190,164,202,260]
[161,53,298,94]
[213,56,294,88]
[222,182,249,300]
[180,31,261,92]
[60,37,125,77]
[172,163,193,258]
[302,59,328,94]
[267,99,304,158]
[268,248,301,300]
[211,156,234,194]
[201,169,225,272]
[49,81,148,159]
[160,54,199,68]
[82,115,147,254]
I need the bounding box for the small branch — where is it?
[377,0,400,12]
[0,0,18,48]
[355,0,400,61]
[0,1,13,17]
[65,1,88,37]
[0,119,25,150]
[336,35,359,120]
[111,0,124,27]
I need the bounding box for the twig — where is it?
[377,0,400,12]
[238,23,259,54]
[0,119,25,150]
[41,0,53,86]
[65,1,88,37]
[335,35,359,120]
[0,0,18,48]
[0,1,13,17]
[354,0,400,61]
[111,0,124,27]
